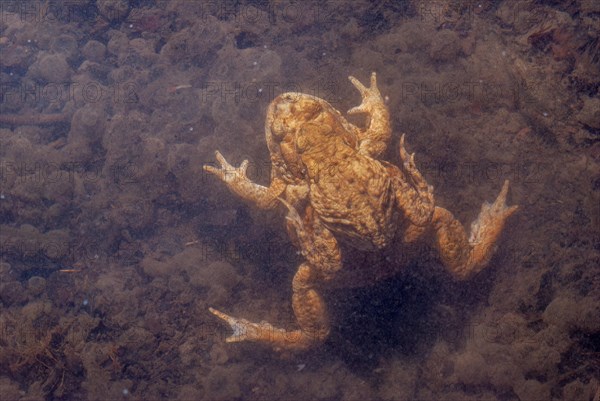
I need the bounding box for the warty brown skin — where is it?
[204,72,518,351]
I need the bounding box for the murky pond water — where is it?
[1,1,598,400]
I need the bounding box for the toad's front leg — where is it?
[210,201,341,351]
[347,72,391,158]
[203,151,285,209]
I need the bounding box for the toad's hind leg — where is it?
[432,180,518,279]
[209,200,340,351]
[209,263,329,351]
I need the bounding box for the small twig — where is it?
[0,113,70,126]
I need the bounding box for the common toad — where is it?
[204,72,518,351]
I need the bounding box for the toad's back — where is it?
[307,149,399,251]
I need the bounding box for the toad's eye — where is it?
[271,120,287,138]
[296,123,322,152]
[296,134,308,152]
[296,128,311,152]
